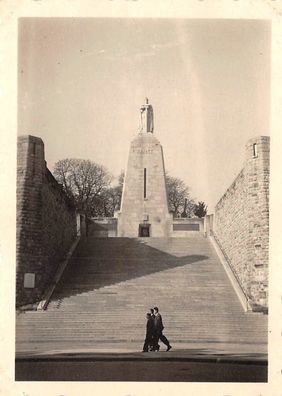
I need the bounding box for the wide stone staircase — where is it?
[16,235,267,354]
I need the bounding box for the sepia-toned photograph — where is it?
[15,17,270,382]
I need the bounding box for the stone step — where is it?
[16,236,267,353]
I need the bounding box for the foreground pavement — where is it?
[16,340,267,359]
[15,355,267,382]
[15,341,267,382]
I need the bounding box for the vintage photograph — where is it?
[15,17,270,382]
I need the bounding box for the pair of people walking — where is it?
[143,307,172,352]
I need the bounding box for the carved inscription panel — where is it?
[131,146,154,154]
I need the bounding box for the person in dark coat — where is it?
[142,313,154,352]
[153,307,172,351]
[149,308,160,351]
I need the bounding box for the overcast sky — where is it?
[18,18,270,211]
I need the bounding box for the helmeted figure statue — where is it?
[140,97,154,133]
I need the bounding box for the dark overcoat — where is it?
[154,313,164,333]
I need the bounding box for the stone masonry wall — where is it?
[213,136,270,312]
[16,135,77,307]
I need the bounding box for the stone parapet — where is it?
[171,218,204,236]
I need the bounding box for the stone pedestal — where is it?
[118,132,171,237]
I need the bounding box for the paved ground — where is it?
[15,342,267,382]
[15,358,267,382]
[16,341,267,360]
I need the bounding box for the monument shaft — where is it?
[117,99,171,237]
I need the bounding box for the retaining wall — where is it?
[16,135,77,307]
[213,136,270,312]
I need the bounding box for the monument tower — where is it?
[117,99,171,237]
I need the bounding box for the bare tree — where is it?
[53,159,112,215]
[165,174,195,218]
[100,171,124,216]
[94,185,122,217]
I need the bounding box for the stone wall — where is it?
[213,136,270,312]
[16,135,77,307]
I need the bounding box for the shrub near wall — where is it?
[16,135,77,307]
[214,136,270,312]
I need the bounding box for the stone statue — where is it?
[140,98,154,133]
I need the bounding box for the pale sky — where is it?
[18,18,270,212]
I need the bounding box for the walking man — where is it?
[150,308,159,351]
[142,313,154,352]
[153,307,172,351]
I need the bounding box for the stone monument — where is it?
[117,99,172,237]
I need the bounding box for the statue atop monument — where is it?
[140,97,154,133]
[118,97,170,237]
